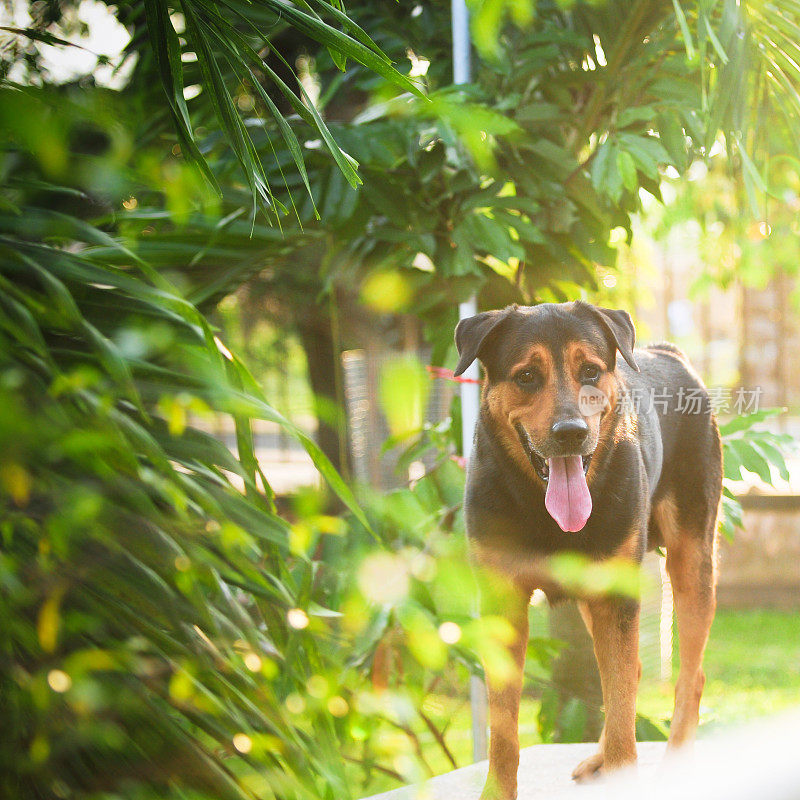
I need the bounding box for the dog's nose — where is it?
[551,418,589,448]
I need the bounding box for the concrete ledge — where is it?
[363,742,668,800]
[365,713,800,800]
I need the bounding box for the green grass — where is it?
[638,608,800,736]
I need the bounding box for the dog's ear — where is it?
[454,310,507,377]
[592,306,639,372]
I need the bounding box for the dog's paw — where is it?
[571,751,604,783]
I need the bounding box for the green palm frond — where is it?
[4,0,425,217]
[141,0,425,216]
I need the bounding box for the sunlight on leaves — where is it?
[361,271,413,313]
[379,356,430,440]
[547,553,646,598]
[358,551,410,606]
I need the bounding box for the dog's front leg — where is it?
[576,597,640,778]
[479,582,530,800]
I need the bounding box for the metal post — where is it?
[460,298,487,764]
[458,299,481,456]
[452,0,488,764]
[452,0,471,84]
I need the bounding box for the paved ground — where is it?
[363,742,668,800]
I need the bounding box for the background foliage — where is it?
[1,0,798,798]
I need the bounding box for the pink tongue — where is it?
[545,456,592,532]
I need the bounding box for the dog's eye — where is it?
[579,363,601,383]
[514,369,540,388]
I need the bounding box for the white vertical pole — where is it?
[452,0,471,84]
[452,0,488,764]
[463,296,487,764]
[459,298,481,453]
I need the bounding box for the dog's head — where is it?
[454,301,638,532]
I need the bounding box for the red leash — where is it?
[424,366,473,470]
[426,365,481,385]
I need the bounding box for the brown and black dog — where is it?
[454,301,721,800]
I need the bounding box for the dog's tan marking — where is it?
[484,348,556,485]
[577,598,640,775]
[654,495,718,749]
[507,343,552,378]
[564,342,607,378]
[613,527,646,562]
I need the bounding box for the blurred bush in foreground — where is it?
[0,126,367,796]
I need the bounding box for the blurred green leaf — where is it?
[379,356,431,440]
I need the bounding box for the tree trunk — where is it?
[296,299,351,478]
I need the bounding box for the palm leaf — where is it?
[138,0,424,213]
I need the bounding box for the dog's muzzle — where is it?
[514,422,592,482]
[513,422,594,532]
